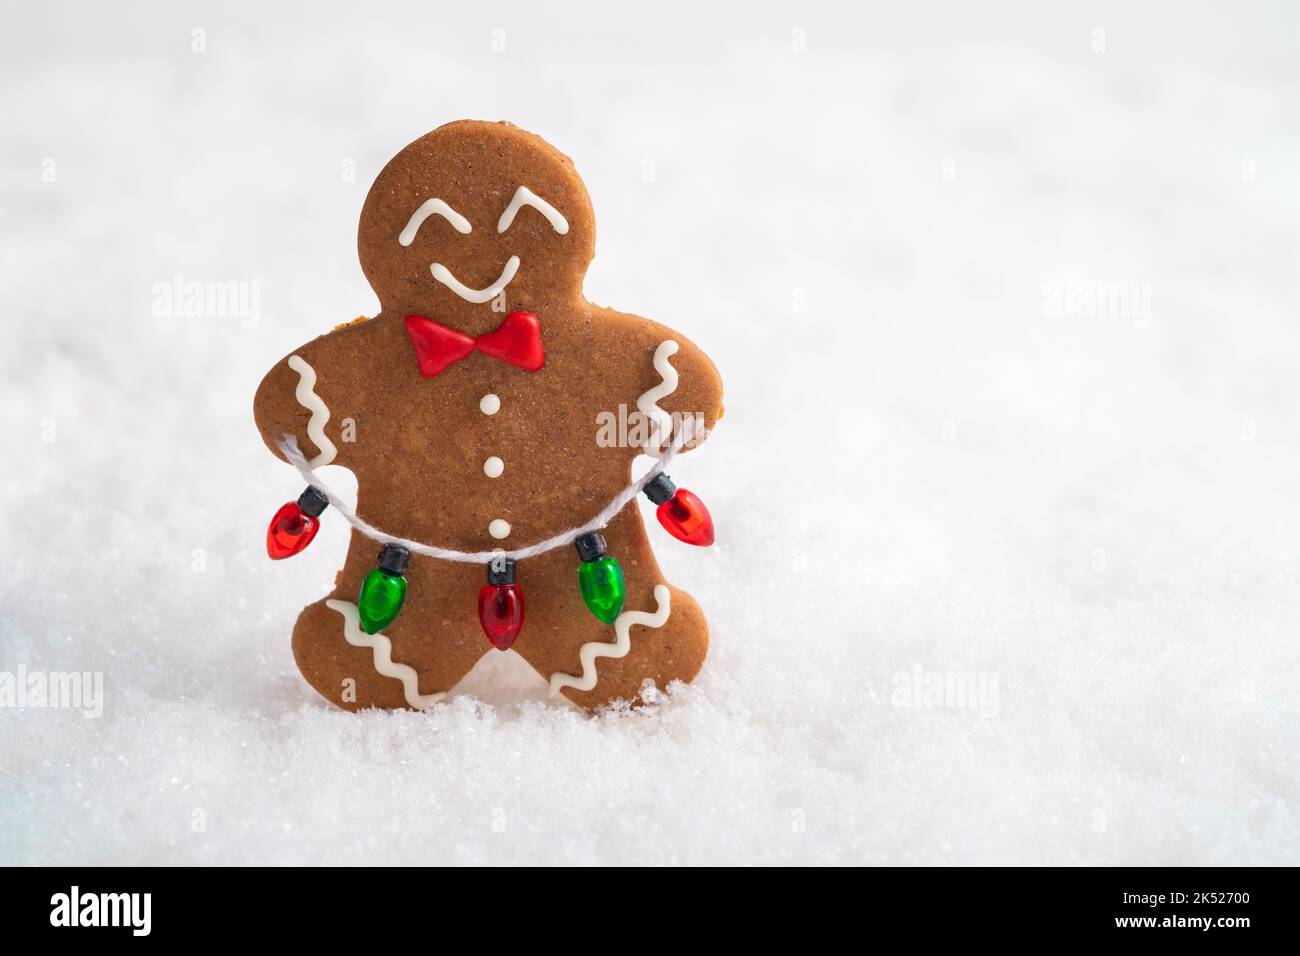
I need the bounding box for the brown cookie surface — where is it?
[255,120,723,710]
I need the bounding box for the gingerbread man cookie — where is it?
[255,120,723,711]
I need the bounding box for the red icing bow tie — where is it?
[404,311,545,378]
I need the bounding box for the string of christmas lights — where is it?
[267,421,713,649]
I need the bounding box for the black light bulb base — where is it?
[574,531,607,563]
[643,473,676,506]
[297,485,330,517]
[377,543,411,575]
[487,556,516,586]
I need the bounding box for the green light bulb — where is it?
[578,555,625,624]
[358,568,407,634]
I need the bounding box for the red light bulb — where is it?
[479,558,524,650]
[266,487,329,560]
[478,584,525,650]
[644,475,714,546]
[657,489,714,546]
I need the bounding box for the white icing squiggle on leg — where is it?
[287,355,337,467]
[636,340,679,458]
[325,599,446,709]
[549,585,671,696]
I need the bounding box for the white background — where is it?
[2,0,1297,864]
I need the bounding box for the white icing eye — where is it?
[399,198,472,246]
[497,186,569,235]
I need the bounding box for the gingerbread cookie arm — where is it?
[252,328,358,467]
[620,316,724,455]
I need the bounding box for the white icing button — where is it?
[483,456,504,478]
[480,393,501,415]
[488,519,512,539]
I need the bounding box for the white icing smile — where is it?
[430,255,520,303]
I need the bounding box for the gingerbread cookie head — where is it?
[357,120,596,322]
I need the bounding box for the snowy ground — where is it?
[2,1,1298,865]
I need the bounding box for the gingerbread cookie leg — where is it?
[511,506,709,710]
[291,532,489,711]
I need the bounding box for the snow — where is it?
[2,1,1297,865]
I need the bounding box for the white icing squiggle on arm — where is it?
[287,355,337,468]
[549,585,671,696]
[497,186,569,234]
[326,600,446,709]
[636,340,679,459]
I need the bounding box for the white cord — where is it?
[278,419,702,564]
